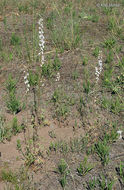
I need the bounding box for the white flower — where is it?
[95,50,103,83]
[24,76,27,80]
[24,70,30,93]
[27,83,30,88]
[117,130,123,139]
[56,72,60,81]
[24,80,29,84]
[26,88,29,93]
[38,17,45,67]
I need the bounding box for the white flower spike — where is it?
[24,70,30,93]
[38,17,45,67]
[95,50,103,83]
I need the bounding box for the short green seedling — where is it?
[58,159,68,175]
[83,80,90,94]
[97,175,114,190]
[116,161,124,183]
[87,177,97,190]
[77,156,93,176]
[93,47,100,57]
[119,162,124,183]
[10,33,21,46]
[94,140,110,166]
[58,159,70,189]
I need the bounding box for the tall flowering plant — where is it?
[38,18,45,67]
[95,50,103,83]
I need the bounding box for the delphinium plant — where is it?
[38,17,45,68]
[95,50,103,83]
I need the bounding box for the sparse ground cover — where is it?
[0,0,124,189]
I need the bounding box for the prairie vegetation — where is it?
[0,0,124,189]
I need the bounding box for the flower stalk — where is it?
[38,18,45,67]
[95,50,103,83]
[24,71,30,93]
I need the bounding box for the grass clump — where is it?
[6,91,21,114]
[0,117,25,141]
[58,159,70,189]
[82,56,88,65]
[51,88,71,119]
[116,161,124,184]
[0,115,5,142]
[41,55,61,78]
[77,156,93,176]
[6,74,17,93]
[11,117,25,135]
[10,33,21,46]
[101,96,122,115]
[49,140,69,154]
[93,46,100,57]
[87,175,115,190]
[5,75,21,114]
[94,139,110,166]
[28,71,39,86]
[97,175,114,190]
[1,169,17,184]
[49,6,81,51]
[1,167,34,190]
[87,177,97,190]
[58,159,68,175]
[103,38,116,49]
[49,135,88,154]
[83,80,90,94]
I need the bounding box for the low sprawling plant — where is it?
[12,117,25,135]
[17,139,36,166]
